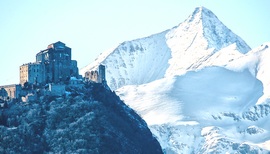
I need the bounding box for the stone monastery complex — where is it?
[0,41,106,103]
[20,41,79,85]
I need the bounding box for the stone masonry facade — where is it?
[85,65,106,84]
[20,41,79,85]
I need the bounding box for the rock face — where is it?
[82,6,270,154]
[0,83,162,154]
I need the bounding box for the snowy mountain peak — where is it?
[82,7,251,90]
[175,6,251,53]
[163,6,251,77]
[187,6,215,23]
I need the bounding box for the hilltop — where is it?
[0,82,162,153]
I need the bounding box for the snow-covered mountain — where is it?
[81,6,250,91]
[82,6,270,153]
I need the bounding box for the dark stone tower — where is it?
[98,65,106,83]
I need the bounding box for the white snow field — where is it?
[116,67,269,153]
[82,6,270,153]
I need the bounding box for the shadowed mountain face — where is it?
[0,83,163,154]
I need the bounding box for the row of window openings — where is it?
[31,69,39,72]
[20,65,39,70]
[20,74,39,77]
[20,69,40,73]
[39,54,70,60]
[21,72,64,78]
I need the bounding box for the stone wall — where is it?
[85,70,99,82]
[20,62,46,85]
[0,84,22,99]
[85,64,106,83]
[48,84,65,96]
[20,64,29,85]
[98,65,106,83]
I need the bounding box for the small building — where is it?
[85,64,106,83]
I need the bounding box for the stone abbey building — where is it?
[20,41,79,85]
[1,41,106,100]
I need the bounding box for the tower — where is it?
[98,64,106,83]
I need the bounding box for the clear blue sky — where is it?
[0,0,269,85]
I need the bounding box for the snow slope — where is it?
[118,67,263,125]
[81,31,172,90]
[225,43,270,105]
[116,67,270,153]
[82,6,270,153]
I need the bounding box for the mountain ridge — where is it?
[82,7,251,90]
